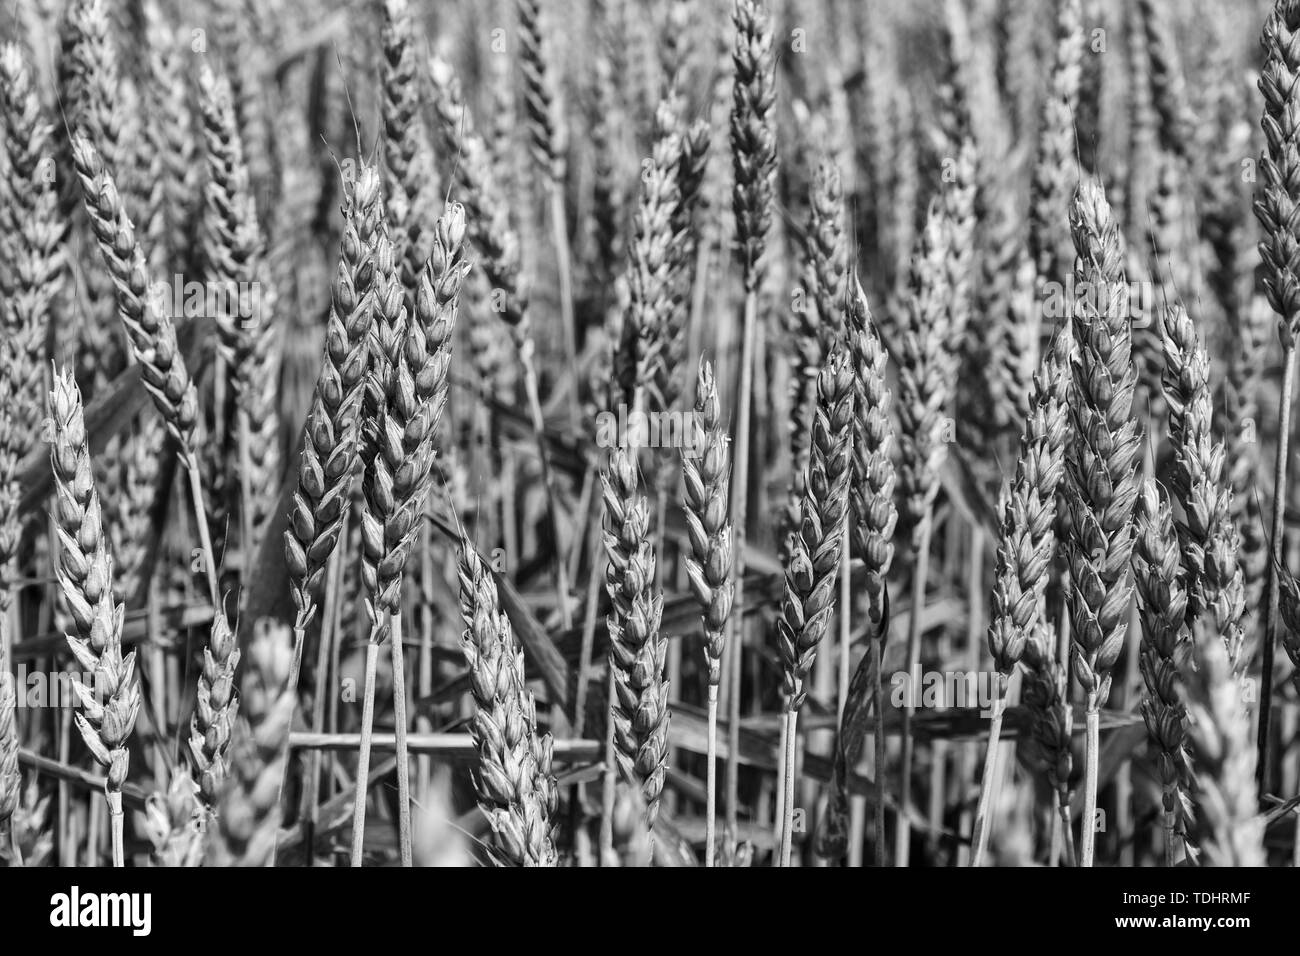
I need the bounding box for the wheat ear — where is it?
[458,542,559,866]
[726,0,778,837]
[48,367,140,867]
[601,444,669,836]
[971,325,1072,865]
[69,133,220,607]
[355,205,468,867]
[187,609,241,807]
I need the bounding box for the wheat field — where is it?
[0,0,1295,870]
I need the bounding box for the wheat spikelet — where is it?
[845,274,896,621]
[188,610,241,807]
[730,0,778,291]
[48,367,140,866]
[284,164,383,626]
[70,133,202,461]
[207,620,295,867]
[142,768,205,867]
[601,444,669,825]
[777,343,853,710]
[1258,1,1300,342]
[1132,479,1195,863]
[458,543,558,866]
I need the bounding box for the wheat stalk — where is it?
[894,204,956,865]
[971,325,1071,865]
[48,367,140,868]
[1254,0,1300,790]
[354,204,467,867]
[681,358,733,866]
[777,342,853,865]
[458,541,558,866]
[726,0,777,837]
[1065,179,1142,867]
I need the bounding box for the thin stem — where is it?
[896,510,933,866]
[726,288,759,834]
[598,665,617,864]
[390,610,412,867]
[1080,699,1100,867]
[185,460,221,608]
[548,182,579,428]
[1259,342,1297,796]
[1057,788,1076,866]
[237,409,255,572]
[872,634,885,867]
[779,708,798,866]
[350,641,380,867]
[838,528,851,726]
[969,683,1006,866]
[706,682,718,867]
[107,790,123,867]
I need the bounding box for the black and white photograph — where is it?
[0,0,1293,905]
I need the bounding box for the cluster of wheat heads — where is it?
[2,0,1300,869]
